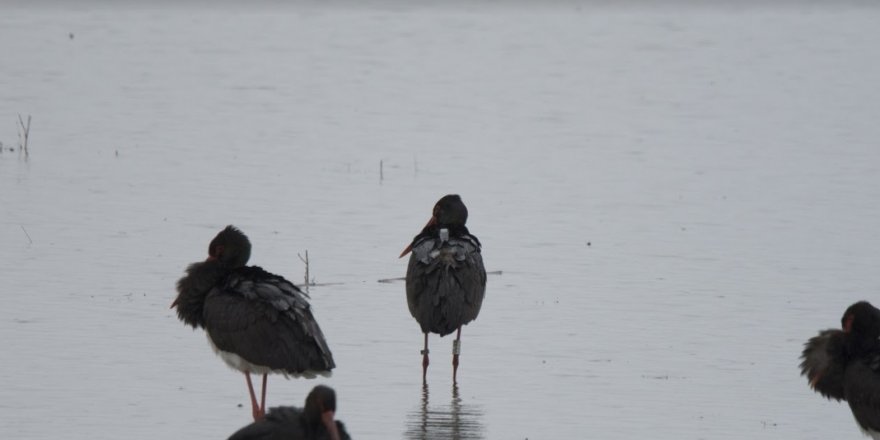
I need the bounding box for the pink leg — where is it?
[452,327,462,384]
[244,372,262,421]
[421,332,430,383]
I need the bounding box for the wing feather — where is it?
[406,234,486,336]
[800,329,847,401]
[204,266,335,374]
[846,355,880,433]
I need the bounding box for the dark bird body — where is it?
[401,195,486,383]
[405,226,485,337]
[801,301,880,439]
[228,385,350,440]
[173,226,335,421]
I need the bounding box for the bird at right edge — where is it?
[800,301,880,439]
[399,194,487,384]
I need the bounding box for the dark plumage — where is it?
[400,195,487,383]
[228,385,351,440]
[801,301,880,438]
[172,226,335,421]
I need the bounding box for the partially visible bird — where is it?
[172,226,335,421]
[227,385,351,440]
[801,301,880,439]
[400,194,487,383]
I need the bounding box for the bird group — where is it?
[801,301,880,438]
[171,194,487,439]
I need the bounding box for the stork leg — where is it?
[452,327,462,384]
[244,372,263,421]
[421,332,430,383]
[260,373,268,417]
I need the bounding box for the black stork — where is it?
[172,226,335,421]
[227,385,351,440]
[399,194,487,383]
[801,301,880,439]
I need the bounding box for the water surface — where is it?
[1,3,879,439]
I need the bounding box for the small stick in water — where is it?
[298,250,311,294]
[21,225,33,244]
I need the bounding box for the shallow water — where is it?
[2,2,880,439]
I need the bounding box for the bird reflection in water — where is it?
[404,383,485,440]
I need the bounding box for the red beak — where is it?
[399,216,437,258]
[321,410,340,440]
[810,373,822,389]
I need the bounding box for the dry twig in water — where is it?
[378,270,503,284]
[18,114,31,159]
[20,225,33,244]
[297,250,312,293]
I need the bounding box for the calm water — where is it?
[2,3,879,439]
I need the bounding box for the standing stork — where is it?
[172,226,335,421]
[400,195,487,383]
[801,301,880,438]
